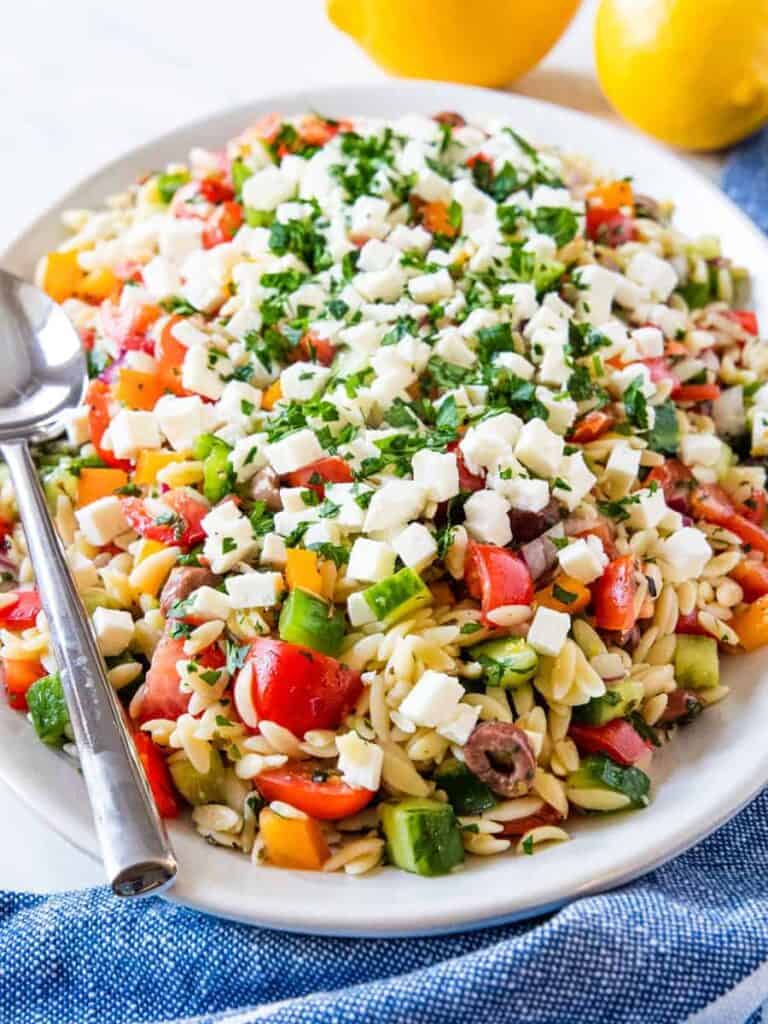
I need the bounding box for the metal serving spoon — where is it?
[0,267,176,896]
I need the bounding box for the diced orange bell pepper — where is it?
[258,807,330,870]
[536,574,591,614]
[262,380,283,411]
[114,368,167,411]
[2,657,46,711]
[76,467,129,508]
[134,450,192,486]
[587,180,634,211]
[41,250,84,303]
[285,549,322,596]
[732,595,768,652]
[76,267,119,303]
[419,200,458,238]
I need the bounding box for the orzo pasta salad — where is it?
[5,110,768,877]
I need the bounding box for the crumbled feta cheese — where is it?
[573,265,620,326]
[364,480,427,533]
[552,452,596,512]
[408,269,454,304]
[336,731,383,791]
[515,418,564,478]
[265,429,324,475]
[628,487,668,530]
[411,449,460,503]
[527,606,570,657]
[92,607,134,657]
[202,500,257,573]
[279,362,331,402]
[260,532,287,568]
[463,489,512,546]
[626,251,677,301]
[659,527,713,582]
[242,166,296,211]
[75,496,128,546]
[182,345,232,400]
[558,536,608,584]
[225,571,283,608]
[680,433,724,468]
[186,586,231,621]
[347,538,396,583]
[392,522,438,571]
[399,670,465,728]
[110,410,161,459]
[605,443,641,490]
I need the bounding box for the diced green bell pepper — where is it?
[156,171,189,204]
[193,434,234,503]
[278,588,345,656]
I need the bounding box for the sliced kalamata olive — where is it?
[659,688,703,727]
[508,498,561,544]
[633,193,661,221]
[463,722,537,798]
[248,466,282,511]
[603,623,641,653]
[433,111,466,127]
[520,534,558,582]
[160,567,221,617]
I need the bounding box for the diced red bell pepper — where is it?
[464,542,534,625]
[134,732,179,818]
[572,518,618,560]
[586,205,636,246]
[735,489,767,526]
[725,310,759,335]
[121,490,209,550]
[199,177,235,204]
[568,410,615,444]
[569,720,651,766]
[2,657,46,711]
[592,555,637,632]
[645,459,694,514]
[239,638,362,736]
[690,484,768,557]
[156,316,192,397]
[499,804,563,837]
[286,456,353,497]
[299,330,335,366]
[674,383,721,403]
[675,608,708,636]
[0,590,42,630]
[202,200,244,249]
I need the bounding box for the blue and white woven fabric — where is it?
[1,135,767,1024]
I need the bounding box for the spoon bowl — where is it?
[0,266,177,897]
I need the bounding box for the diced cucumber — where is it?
[168,749,226,806]
[363,567,431,626]
[193,434,234,503]
[674,634,719,690]
[380,797,464,876]
[278,588,345,656]
[27,673,69,746]
[567,754,650,810]
[573,680,644,726]
[80,587,122,614]
[434,759,496,815]
[713,441,735,484]
[469,636,538,689]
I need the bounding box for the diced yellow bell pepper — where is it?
[259,808,330,870]
[41,250,84,303]
[285,549,323,596]
[133,538,168,565]
[76,267,119,303]
[134,450,191,486]
[262,380,283,411]
[115,369,166,411]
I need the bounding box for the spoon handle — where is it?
[1,440,177,897]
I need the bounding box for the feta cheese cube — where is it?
[411,449,460,503]
[494,475,550,513]
[558,536,608,584]
[659,527,713,582]
[62,406,91,447]
[364,480,427,533]
[110,410,161,459]
[627,487,668,530]
[354,265,406,303]
[215,380,262,428]
[435,328,477,368]
[437,703,481,746]
[515,418,564,478]
[241,166,296,211]
[350,196,390,240]
[347,538,396,583]
[141,256,181,300]
[280,362,331,402]
[336,731,384,791]
[171,318,209,348]
[631,326,664,358]
[460,413,522,475]
[552,452,597,512]
[358,238,398,272]
[339,320,384,354]
[186,585,231,621]
[347,590,377,627]
[463,489,512,546]
[229,433,267,482]
[75,496,128,546]
[527,606,570,657]
[92,607,134,657]
[260,532,287,567]
[265,429,324,474]
[398,670,464,728]
[303,521,342,547]
[626,251,677,301]
[155,395,217,452]
[573,265,620,326]
[387,223,432,252]
[225,571,283,608]
[408,269,454,304]
[182,345,231,400]
[752,410,768,457]
[605,443,641,490]
[494,351,535,380]
[202,502,257,573]
[538,345,571,387]
[680,433,724,468]
[536,387,578,434]
[612,363,656,400]
[392,522,438,571]
[500,282,538,326]
[159,219,203,264]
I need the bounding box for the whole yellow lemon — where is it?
[327,0,581,88]
[595,0,768,151]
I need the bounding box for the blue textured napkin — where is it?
[1,135,768,1024]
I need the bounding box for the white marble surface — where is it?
[0,0,723,894]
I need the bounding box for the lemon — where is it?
[595,0,768,151]
[327,0,581,88]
